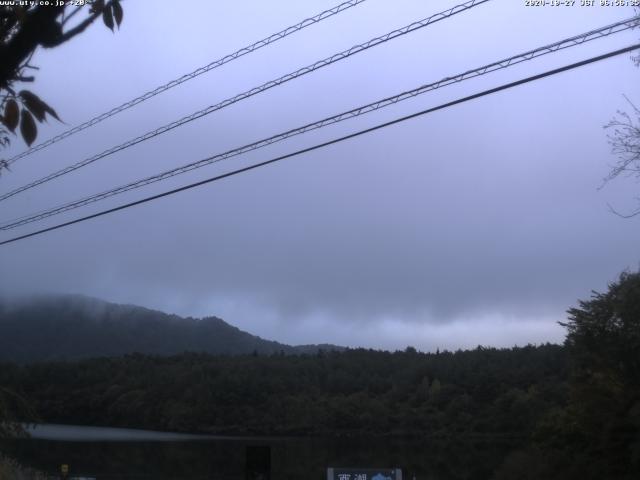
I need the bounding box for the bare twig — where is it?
[603,96,640,183]
[607,202,640,218]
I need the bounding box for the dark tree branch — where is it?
[0,2,121,152]
[61,5,83,27]
[0,6,65,88]
[54,3,110,46]
[0,3,113,88]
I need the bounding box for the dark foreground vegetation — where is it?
[0,270,638,479]
[0,453,46,480]
[0,344,567,437]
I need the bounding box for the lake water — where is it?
[24,424,222,442]
[0,424,520,479]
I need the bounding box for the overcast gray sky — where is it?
[0,0,638,351]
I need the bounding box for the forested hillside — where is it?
[0,345,567,436]
[0,295,339,362]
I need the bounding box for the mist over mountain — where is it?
[0,295,341,362]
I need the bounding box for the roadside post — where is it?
[245,445,271,479]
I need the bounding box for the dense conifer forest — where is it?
[0,345,567,437]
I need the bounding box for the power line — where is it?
[1,43,637,247]
[4,0,368,166]
[0,0,490,203]
[2,15,637,231]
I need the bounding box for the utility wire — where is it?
[1,43,637,247]
[2,15,637,231]
[4,0,368,166]
[0,0,490,203]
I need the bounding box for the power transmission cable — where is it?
[1,15,637,231]
[0,0,490,203]
[4,0,369,166]
[1,43,637,247]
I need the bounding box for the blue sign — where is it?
[327,468,402,480]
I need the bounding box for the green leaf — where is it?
[103,5,114,31]
[112,0,123,28]
[20,110,37,146]
[19,90,60,122]
[19,90,46,122]
[42,102,60,122]
[3,99,19,132]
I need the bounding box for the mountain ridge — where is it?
[0,294,343,363]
